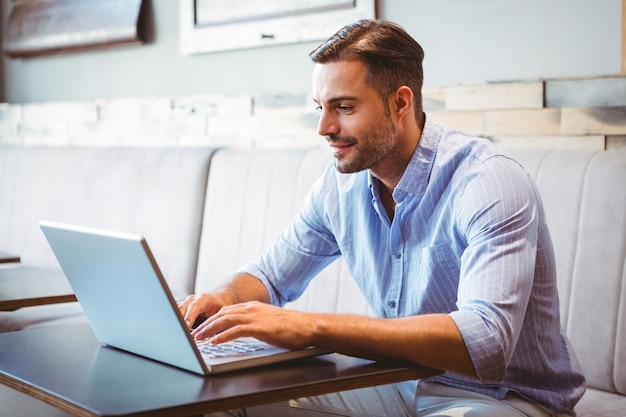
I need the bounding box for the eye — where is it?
[337,105,353,113]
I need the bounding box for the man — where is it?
[179,19,585,417]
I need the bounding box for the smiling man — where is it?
[179,19,585,417]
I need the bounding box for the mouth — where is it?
[327,137,356,156]
[330,143,353,156]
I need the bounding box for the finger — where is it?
[183,296,208,328]
[177,296,194,324]
[190,309,227,339]
[191,309,249,341]
[208,326,247,344]
[184,302,202,328]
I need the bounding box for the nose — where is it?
[317,109,339,137]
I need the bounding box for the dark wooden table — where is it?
[0,252,20,264]
[0,266,76,311]
[0,324,442,417]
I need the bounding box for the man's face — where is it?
[312,60,401,174]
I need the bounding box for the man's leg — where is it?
[205,383,414,417]
[206,380,558,417]
[416,381,556,417]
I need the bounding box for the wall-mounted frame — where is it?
[622,0,625,73]
[179,0,377,55]
[3,0,147,59]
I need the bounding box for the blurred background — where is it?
[1,0,622,103]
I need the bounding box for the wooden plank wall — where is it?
[0,75,625,151]
[425,76,626,151]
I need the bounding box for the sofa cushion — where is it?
[0,146,217,301]
[573,387,626,417]
[514,150,626,411]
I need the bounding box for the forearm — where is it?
[311,312,477,377]
[187,274,476,376]
[213,273,271,305]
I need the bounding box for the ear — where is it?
[392,86,414,121]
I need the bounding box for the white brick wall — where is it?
[1,76,625,151]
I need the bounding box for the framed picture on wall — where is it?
[179,0,377,54]
[3,0,147,59]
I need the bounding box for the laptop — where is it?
[39,220,330,375]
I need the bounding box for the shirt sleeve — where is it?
[449,155,540,382]
[236,166,341,306]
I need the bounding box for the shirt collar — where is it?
[367,114,441,200]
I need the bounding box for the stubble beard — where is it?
[332,117,399,174]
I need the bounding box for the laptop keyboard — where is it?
[196,339,268,359]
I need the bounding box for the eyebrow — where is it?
[313,95,359,105]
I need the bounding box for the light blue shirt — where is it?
[239,117,585,413]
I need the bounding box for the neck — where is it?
[372,115,424,192]
[377,178,396,221]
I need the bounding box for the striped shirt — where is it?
[239,117,586,413]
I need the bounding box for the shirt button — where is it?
[393,252,401,259]
[388,301,397,309]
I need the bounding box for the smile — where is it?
[330,143,354,156]
[327,137,357,156]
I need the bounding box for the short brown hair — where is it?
[310,19,425,118]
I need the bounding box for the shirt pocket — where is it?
[411,243,460,314]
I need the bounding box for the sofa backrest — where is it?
[513,150,626,397]
[194,148,373,316]
[0,146,217,300]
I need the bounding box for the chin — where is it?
[333,158,366,174]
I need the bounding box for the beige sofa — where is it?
[0,146,218,330]
[0,145,624,416]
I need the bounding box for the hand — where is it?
[178,273,272,330]
[190,301,316,350]
[177,293,227,329]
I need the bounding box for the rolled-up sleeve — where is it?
[236,169,341,306]
[450,156,539,382]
